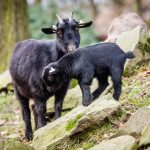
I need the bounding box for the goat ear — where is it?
[79,21,92,28]
[41,27,56,34]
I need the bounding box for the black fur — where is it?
[9,18,92,141]
[43,42,135,106]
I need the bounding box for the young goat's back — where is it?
[71,43,133,68]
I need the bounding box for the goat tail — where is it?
[126,51,135,59]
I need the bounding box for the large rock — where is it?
[116,25,149,69]
[0,71,12,92]
[106,13,147,43]
[139,121,150,147]
[0,140,34,150]
[90,135,137,150]
[116,106,150,137]
[33,96,120,150]
[47,79,112,113]
[46,84,82,113]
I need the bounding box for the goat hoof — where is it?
[82,100,92,106]
[25,132,33,141]
[113,95,119,101]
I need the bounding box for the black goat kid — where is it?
[43,43,135,106]
[9,12,92,141]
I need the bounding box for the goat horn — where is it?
[53,25,57,30]
[79,20,85,24]
[69,11,74,21]
[56,14,63,24]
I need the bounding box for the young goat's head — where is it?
[42,11,92,53]
[42,62,63,86]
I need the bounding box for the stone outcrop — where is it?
[0,140,34,150]
[90,135,137,150]
[139,121,150,147]
[116,106,150,137]
[116,25,149,69]
[33,96,121,150]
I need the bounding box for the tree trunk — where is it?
[135,0,143,15]
[34,0,42,5]
[0,0,29,73]
[89,0,98,19]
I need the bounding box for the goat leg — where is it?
[79,83,93,106]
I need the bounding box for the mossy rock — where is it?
[0,71,13,93]
[46,79,112,115]
[0,140,34,150]
[139,121,150,147]
[65,114,83,131]
[89,135,137,150]
[116,25,150,72]
[116,106,150,138]
[33,96,121,150]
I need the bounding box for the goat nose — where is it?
[68,44,76,52]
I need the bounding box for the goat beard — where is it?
[57,42,78,54]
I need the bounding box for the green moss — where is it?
[0,94,24,140]
[64,120,116,150]
[129,99,150,108]
[61,109,71,116]
[115,110,123,118]
[138,36,150,55]
[0,140,34,150]
[121,62,150,109]
[123,59,150,77]
[61,111,126,150]
[65,114,83,131]
[47,144,57,150]
[83,142,94,149]
[70,79,78,89]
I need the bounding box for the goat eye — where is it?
[75,27,79,32]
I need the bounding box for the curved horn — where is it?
[69,11,74,21]
[56,14,63,24]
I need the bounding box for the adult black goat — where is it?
[9,12,92,141]
[43,43,135,106]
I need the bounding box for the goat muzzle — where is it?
[68,44,76,52]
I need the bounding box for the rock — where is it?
[116,25,149,69]
[89,135,137,150]
[0,140,34,150]
[116,106,150,137]
[116,26,144,52]
[47,79,112,114]
[5,134,18,139]
[106,13,147,42]
[33,96,120,150]
[46,83,83,113]
[0,70,12,93]
[139,121,150,147]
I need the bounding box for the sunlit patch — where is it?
[49,67,56,73]
[68,44,76,52]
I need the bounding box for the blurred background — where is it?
[0,0,150,145]
[0,0,150,74]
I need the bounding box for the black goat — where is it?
[9,12,92,141]
[43,43,135,106]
